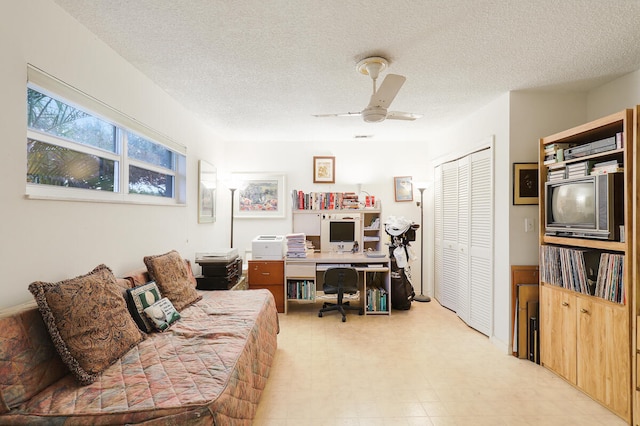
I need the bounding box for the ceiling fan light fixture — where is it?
[362,106,387,123]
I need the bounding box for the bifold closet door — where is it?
[440,161,459,312]
[434,148,493,336]
[467,149,492,335]
[433,166,443,304]
[456,156,471,324]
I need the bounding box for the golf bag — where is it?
[385,217,418,310]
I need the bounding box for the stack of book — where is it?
[547,165,566,182]
[285,233,307,258]
[590,159,623,175]
[566,161,593,178]
[543,143,570,165]
[341,192,360,209]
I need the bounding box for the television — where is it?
[320,213,362,253]
[545,173,623,240]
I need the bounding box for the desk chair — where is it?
[318,267,364,322]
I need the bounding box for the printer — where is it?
[252,235,285,260]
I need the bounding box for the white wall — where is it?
[0,0,227,309]
[508,91,587,266]
[587,69,640,119]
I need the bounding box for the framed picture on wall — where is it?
[232,172,286,218]
[513,163,539,205]
[394,176,413,202]
[313,156,335,183]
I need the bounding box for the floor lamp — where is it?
[229,187,236,248]
[414,185,431,302]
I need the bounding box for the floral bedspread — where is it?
[0,289,278,425]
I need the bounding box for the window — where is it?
[25,65,186,204]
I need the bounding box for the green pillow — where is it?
[126,281,162,333]
[144,298,181,332]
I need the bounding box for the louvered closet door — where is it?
[468,149,492,335]
[433,166,443,303]
[456,156,471,324]
[441,161,459,312]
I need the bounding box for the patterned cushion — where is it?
[28,264,145,385]
[143,297,181,331]
[127,281,162,333]
[144,251,202,311]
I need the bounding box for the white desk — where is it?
[284,252,390,315]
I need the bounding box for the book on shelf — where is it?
[616,131,624,149]
[590,160,623,175]
[547,168,566,181]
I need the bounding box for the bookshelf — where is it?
[538,109,634,422]
[291,194,383,253]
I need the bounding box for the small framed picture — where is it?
[313,156,335,183]
[513,163,539,205]
[394,176,413,202]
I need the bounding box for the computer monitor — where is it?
[320,214,361,253]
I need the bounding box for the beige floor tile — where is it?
[254,299,628,425]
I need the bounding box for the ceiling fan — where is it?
[313,56,422,123]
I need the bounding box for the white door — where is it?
[468,149,493,335]
[433,165,443,303]
[456,156,470,324]
[441,161,459,311]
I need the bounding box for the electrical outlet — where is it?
[525,218,534,233]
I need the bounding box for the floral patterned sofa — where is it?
[0,251,279,425]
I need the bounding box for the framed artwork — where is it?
[313,156,335,183]
[232,172,286,218]
[513,163,539,205]
[394,176,413,202]
[198,160,216,223]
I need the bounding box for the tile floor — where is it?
[253,298,628,426]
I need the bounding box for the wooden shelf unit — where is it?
[538,108,634,423]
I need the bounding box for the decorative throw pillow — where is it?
[143,250,201,311]
[28,264,145,385]
[126,281,162,332]
[143,297,181,331]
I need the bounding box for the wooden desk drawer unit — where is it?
[248,260,284,313]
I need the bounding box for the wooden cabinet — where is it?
[539,108,634,423]
[540,285,577,383]
[540,285,630,418]
[248,260,284,313]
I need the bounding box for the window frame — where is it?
[25,65,186,206]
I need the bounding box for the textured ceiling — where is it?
[53,0,640,143]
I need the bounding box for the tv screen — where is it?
[329,221,355,242]
[550,181,595,225]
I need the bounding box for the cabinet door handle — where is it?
[580,308,589,314]
[562,302,569,307]
[261,272,271,276]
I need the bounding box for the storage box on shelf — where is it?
[538,108,634,423]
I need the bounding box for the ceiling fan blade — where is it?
[369,74,406,108]
[312,112,362,118]
[386,111,423,121]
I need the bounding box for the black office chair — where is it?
[318,267,364,322]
